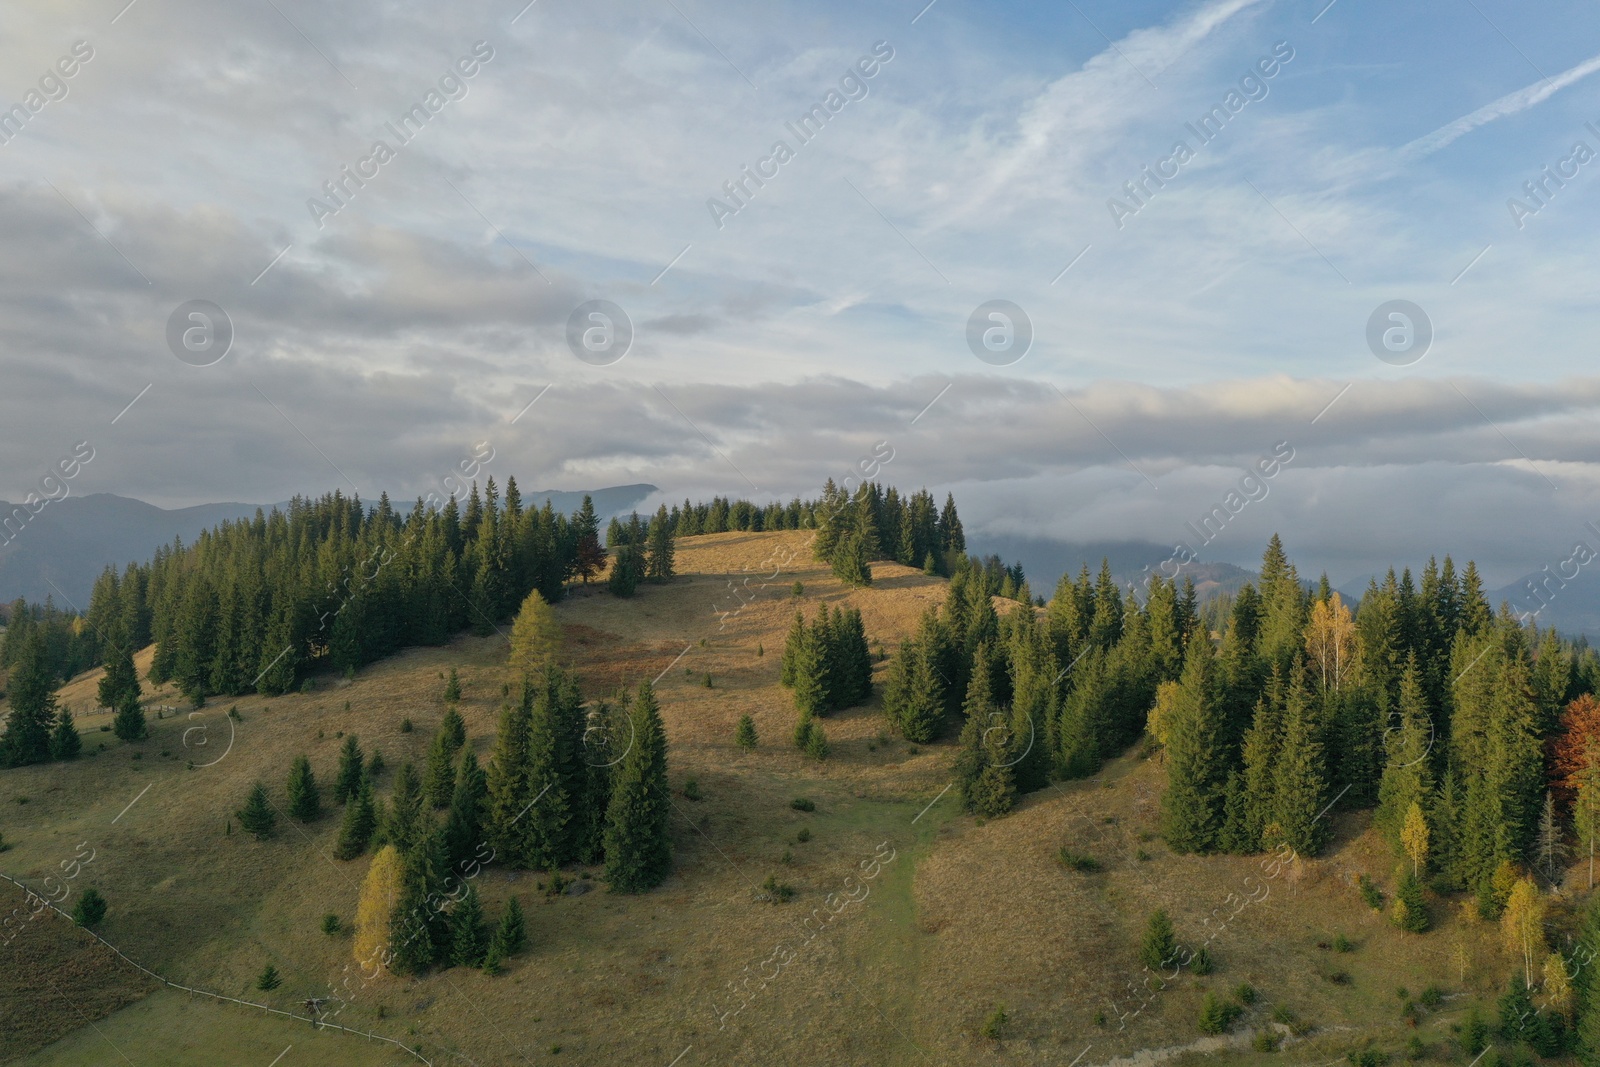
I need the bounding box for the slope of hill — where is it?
[0,530,1539,1066]
[0,486,658,610]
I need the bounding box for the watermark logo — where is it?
[1366,300,1431,366]
[166,300,233,366]
[566,300,632,366]
[966,300,1032,366]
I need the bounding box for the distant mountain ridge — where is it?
[0,485,658,610]
[966,533,1257,603]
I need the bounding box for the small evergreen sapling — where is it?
[491,895,526,957]
[72,887,107,928]
[1140,909,1178,971]
[287,755,321,821]
[49,711,81,760]
[335,774,377,860]
[112,691,148,742]
[450,883,489,968]
[333,735,364,803]
[237,783,277,840]
[734,714,758,749]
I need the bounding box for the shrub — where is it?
[1325,970,1352,985]
[981,1004,1008,1041]
[1057,848,1102,873]
[321,913,341,935]
[1347,1047,1390,1067]
[72,887,107,928]
[796,827,812,843]
[301,678,315,693]
[1192,946,1215,975]
[761,874,795,903]
[682,778,702,801]
[792,581,804,597]
[1334,933,1354,953]
[1235,983,1257,1005]
[400,718,413,733]
[1358,874,1384,911]
[1254,1030,1281,1053]
[790,797,815,812]
[1419,986,1444,1010]
[1405,1037,1426,1061]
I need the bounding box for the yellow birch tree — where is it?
[1501,877,1547,987]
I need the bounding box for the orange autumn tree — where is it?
[1551,694,1600,806]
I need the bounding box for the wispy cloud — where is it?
[1400,49,1600,159]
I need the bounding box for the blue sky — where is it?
[4,0,1600,588]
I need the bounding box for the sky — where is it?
[4,0,1600,590]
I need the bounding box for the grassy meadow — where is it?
[0,531,1550,1065]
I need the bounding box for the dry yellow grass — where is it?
[0,530,1546,1065]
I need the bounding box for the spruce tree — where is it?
[1376,658,1435,852]
[518,686,572,871]
[780,610,805,687]
[1272,668,1330,857]
[791,615,832,717]
[803,720,830,761]
[389,837,443,975]
[445,750,488,872]
[112,689,148,742]
[490,895,527,959]
[1140,909,1179,971]
[832,531,873,587]
[72,886,107,928]
[334,734,364,804]
[646,504,675,583]
[1392,866,1430,932]
[97,641,140,710]
[793,705,815,750]
[734,714,758,749]
[1235,672,1285,853]
[287,755,322,821]
[385,762,425,853]
[1162,634,1227,853]
[49,710,81,760]
[424,732,457,809]
[607,545,642,597]
[486,695,533,865]
[440,706,466,751]
[884,638,945,743]
[603,681,671,893]
[335,774,377,860]
[444,667,462,703]
[237,783,277,840]
[1,629,57,767]
[450,882,489,967]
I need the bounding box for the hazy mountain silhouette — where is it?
[967,533,1257,603]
